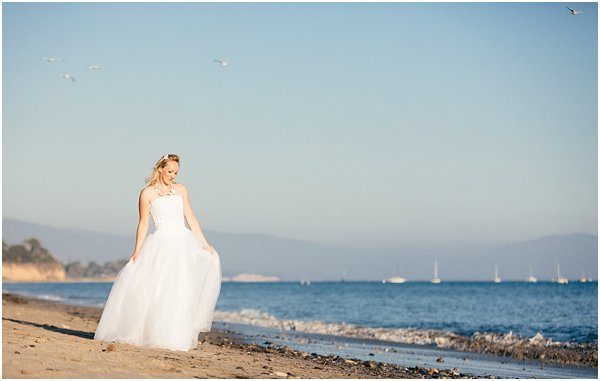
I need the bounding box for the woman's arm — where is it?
[178,184,216,255]
[131,188,151,262]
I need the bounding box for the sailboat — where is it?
[554,262,568,284]
[383,262,406,284]
[493,265,502,283]
[431,260,441,284]
[579,269,588,283]
[525,266,537,283]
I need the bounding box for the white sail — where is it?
[494,265,502,283]
[555,262,568,284]
[431,260,441,284]
[526,266,537,283]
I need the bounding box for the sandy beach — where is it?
[2,293,486,379]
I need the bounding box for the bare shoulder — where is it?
[174,183,188,195]
[139,186,155,202]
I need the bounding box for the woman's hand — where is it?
[131,252,140,263]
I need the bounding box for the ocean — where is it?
[3,280,596,344]
[3,280,598,378]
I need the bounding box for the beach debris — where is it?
[273,371,288,377]
[35,337,46,343]
[106,343,116,352]
[213,59,229,67]
[436,356,445,363]
[344,359,357,365]
[60,324,71,329]
[14,351,21,354]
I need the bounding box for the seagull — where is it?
[42,56,64,63]
[87,65,105,70]
[566,6,584,15]
[213,59,229,67]
[60,74,76,82]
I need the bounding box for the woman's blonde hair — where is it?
[145,154,180,187]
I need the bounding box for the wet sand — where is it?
[2,293,483,378]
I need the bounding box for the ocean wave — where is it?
[13,292,66,303]
[214,309,597,367]
[214,308,555,346]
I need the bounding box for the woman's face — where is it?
[159,160,179,186]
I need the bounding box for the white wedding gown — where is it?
[94,190,221,351]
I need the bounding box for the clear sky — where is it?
[3,2,598,250]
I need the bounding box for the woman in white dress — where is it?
[94,154,221,351]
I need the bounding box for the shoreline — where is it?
[213,309,598,369]
[3,293,597,378]
[2,293,485,378]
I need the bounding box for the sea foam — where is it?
[213,309,597,366]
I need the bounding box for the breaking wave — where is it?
[214,308,598,367]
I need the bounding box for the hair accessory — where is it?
[163,154,169,161]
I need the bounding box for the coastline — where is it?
[3,293,597,379]
[213,309,598,369]
[2,293,483,379]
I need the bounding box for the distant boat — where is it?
[526,266,537,283]
[587,273,594,282]
[493,265,502,283]
[383,262,406,284]
[383,276,406,284]
[431,260,441,284]
[341,269,347,283]
[300,279,311,286]
[579,269,587,283]
[554,262,568,284]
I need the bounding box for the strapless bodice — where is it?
[150,194,187,235]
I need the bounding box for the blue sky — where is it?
[3,2,597,250]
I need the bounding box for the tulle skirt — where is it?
[94,229,221,351]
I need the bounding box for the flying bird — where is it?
[42,56,64,63]
[566,6,584,15]
[61,74,76,82]
[213,59,229,67]
[87,65,106,70]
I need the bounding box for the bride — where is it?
[94,154,221,351]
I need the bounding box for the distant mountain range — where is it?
[2,217,597,281]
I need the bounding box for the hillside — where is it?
[2,218,597,281]
[2,239,65,281]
